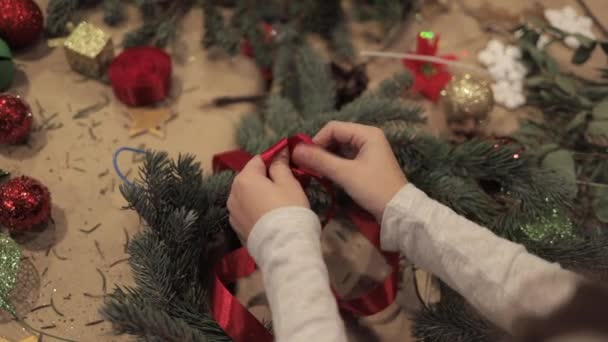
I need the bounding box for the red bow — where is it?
[212,134,399,341]
[403,32,456,102]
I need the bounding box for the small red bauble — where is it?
[108,47,172,107]
[0,0,44,50]
[0,94,33,144]
[0,176,51,232]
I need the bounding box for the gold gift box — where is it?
[63,22,114,78]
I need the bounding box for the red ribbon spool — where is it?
[211,134,400,341]
[108,47,172,107]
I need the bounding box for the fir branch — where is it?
[263,95,302,136]
[201,0,240,54]
[527,233,608,280]
[274,38,301,105]
[413,286,503,342]
[103,288,230,342]
[124,0,194,48]
[45,0,80,37]
[103,0,126,26]
[376,71,413,98]
[294,44,336,117]
[329,22,355,60]
[236,115,275,155]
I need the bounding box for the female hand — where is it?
[292,121,407,221]
[227,148,310,241]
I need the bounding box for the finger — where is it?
[313,121,376,149]
[269,148,296,185]
[292,144,351,184]
[241,155,268,176]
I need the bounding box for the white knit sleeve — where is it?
[380,184,582,333]
[248,207,347,342]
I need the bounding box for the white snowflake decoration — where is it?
[478,39,528,109]
[545,6,596,49]
[492,81,526,110]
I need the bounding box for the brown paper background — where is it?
[0,0,605,341]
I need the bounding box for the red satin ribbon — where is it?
[107,47,172,107]
[212,134,399,341]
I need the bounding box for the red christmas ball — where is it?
[0,176,51,233]
[0,0,43,50]
[0,94,33,144]
[108,47,172,107]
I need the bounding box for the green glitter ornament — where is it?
[0,233,21,316]
[522,208,579,245]
[0,38,16,91]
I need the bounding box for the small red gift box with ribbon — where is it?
[211,134,401,341]
[108,47,172,107]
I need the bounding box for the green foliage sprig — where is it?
[104,41,608,341]
[515,25,608,231]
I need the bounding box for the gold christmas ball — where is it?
[442,74,494,121]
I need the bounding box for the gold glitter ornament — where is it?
[0,233,21,316]
[63,22,114,78]
[442,74,494,122]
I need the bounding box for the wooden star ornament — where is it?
[128,107,173,138]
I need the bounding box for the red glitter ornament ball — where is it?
[0,0,43,50]
[0,176,51,233]
[0,94,33,144]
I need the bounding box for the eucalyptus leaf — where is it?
[565,111,588,131]
[579,96,594,108]
[540,90,554,102]
[534,143,560,159]
[545,55,559,74]
[520,30,541,46]
[542,149,577,198]
[592,100,608,120]
[581,86,608,99]
[555,75,577,96]
[526,76,548,87]
[572,42,596,65]
[522,42,545,67]
[593,188,608,223]
[587,120,608,136]
[512,121,547,145]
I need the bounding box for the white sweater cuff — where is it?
[248,206,321,265]
[380,183,426,252]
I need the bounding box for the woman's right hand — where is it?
[292,121,407,222]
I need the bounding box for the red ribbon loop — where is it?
[212,135,399,342]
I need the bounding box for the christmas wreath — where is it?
[102,44,608,341]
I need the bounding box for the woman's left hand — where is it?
[227,148,310,241]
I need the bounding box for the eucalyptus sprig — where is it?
[514,25,608,230]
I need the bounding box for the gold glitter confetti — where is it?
[522,208,579,245]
